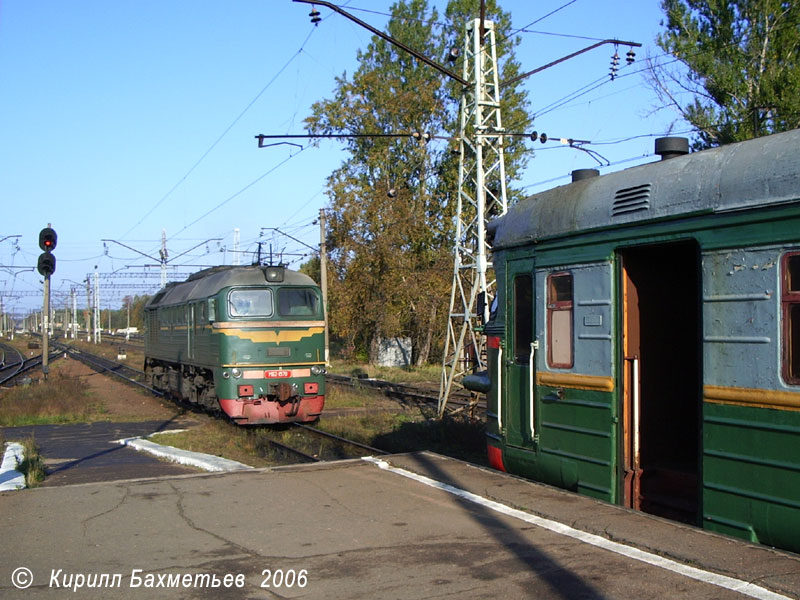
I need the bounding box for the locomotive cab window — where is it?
[783,252,800,384]
[278,288,320,317]
[228,289,273,317]
[547,272,573,368]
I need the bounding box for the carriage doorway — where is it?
[619,241,701,523]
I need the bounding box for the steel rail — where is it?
[293,423,389,456]
[56,343,161,395]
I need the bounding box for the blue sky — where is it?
[0,0,685,318]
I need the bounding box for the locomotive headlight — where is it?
[231,368,242,379]
[311,365,327,375]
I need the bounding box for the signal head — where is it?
[39,227,57,252]
[37,252,56,276]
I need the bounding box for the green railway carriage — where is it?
[144,264,326,424]
[471,128,800,553]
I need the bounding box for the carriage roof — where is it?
[490,128,800,250]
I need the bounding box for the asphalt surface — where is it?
[1,420,199,486]
[1,451,799,599]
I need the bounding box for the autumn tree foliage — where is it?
[650,0,800,148]
[306,0,530,364]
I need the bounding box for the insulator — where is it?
[309,8,321,25]
[611,51,620,66]
[387,188,397,198]
[540,133,548,144]
[626,49,636,64]
[530,131,538,142]
[447,48,460,62]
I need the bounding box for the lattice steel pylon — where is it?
[439,18,508,417]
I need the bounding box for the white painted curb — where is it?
[0,442,26,491]
[116,436,253,472]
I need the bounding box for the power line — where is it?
[171,147,310,239]
[120,28,318,241]
[512,0,579,34]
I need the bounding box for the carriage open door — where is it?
[505,257,537,449]
[618,241,701,524]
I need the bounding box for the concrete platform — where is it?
[1,451,799,599]
[1,422,203,486]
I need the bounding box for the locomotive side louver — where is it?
[612,183,651,216]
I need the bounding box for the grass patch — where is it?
[150,421,284,468]
[329,360,441,385]
[16,437,47,487]
[0,371,108,426]
[323,381,386,409]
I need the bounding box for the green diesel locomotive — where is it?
[144,264,326,424]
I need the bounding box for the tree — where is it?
[650,0,800,149]
[306,0,531,365]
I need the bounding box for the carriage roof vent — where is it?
[572,168,599,182]
[655,136,689,160]
[612,183,652,216]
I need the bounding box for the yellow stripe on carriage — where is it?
[704,385,800,411]
[536,372,615,392]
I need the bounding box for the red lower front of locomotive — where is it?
[220,394,325,425]
[216,369,326,425]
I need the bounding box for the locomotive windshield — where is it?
[278,288,320,317]
[228,289,274,317]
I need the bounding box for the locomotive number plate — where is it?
[265,370,291,378]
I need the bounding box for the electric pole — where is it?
[160,229,168,288]
[93,268,101,344]
[319,208,329,364]
[439,18,508,416]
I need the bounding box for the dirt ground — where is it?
[50,355,191,422]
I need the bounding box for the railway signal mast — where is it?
[37,225,57,379]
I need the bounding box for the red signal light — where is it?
[38,227,57,252]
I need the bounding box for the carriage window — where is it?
[278,288,319,317]
[548,272,573,368]
[228,289,273,317]
[513,275,533,364]
[783,253,800,384]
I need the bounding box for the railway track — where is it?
[14,341,480,464]
[52,341,158,395]
[0,342,61,386]
[38,344,398,460]
[254,423,388,464]
[42,340,484,420]
[325,373,485,418]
